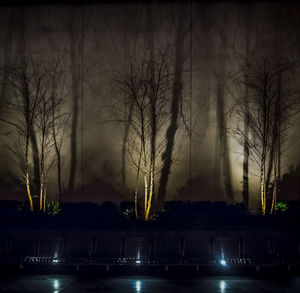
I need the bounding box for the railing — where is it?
[1,255,299,266]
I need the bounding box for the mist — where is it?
[0,1,299,212]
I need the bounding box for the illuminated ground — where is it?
[0,276,299,292]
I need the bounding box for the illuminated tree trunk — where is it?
[115,26,171,221]
[43,186,47,213]
[25,113,33,211]
[145,167,154,221]
[30,134,40,195]
[261,70,268,215]
[270,68,283,214]
[147,2,157,210]
[134,139,143,219]
[260,151,267,215]
[233,59,297,215]
[26,172,33,211]
[260,168,265,215]
[142,119,149,220]
[144,171,148,216]
[265,138,275,214]
[39,173,44,211]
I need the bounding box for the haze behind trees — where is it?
[0,1,299,217]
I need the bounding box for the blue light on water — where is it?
[53,279,59,289]
[136,280,141,292]
[220,280,226,292]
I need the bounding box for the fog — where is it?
[0,1,299,210]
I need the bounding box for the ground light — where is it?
[136,260,141,264]
[220,259,227,266]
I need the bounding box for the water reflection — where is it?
[53,279,60,290]
[136,280,141,292]
[220,280,226,292]
[0,275,299,293]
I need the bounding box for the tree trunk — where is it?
[51,93,63,200]
[121,100,134,188]
[146,2,156,216]
[43,186,47,213]
[26,172,33,211]
[30,129,41,195]
[242,83,249,209]
[17,7,41,195]
[39,173,44,211]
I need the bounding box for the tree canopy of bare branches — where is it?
[112,48,173,220]
[232,59,299,214]
[0,57,69,211]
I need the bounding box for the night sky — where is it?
[0,0,299,210]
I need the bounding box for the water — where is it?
[0,275,299,292]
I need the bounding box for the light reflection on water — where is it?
[0,276,299,292]
[136,280,141,292]
[53,279,59,289]
[220,280,226,292]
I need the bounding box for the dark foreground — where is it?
[0,275,299,292]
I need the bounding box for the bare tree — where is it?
[118,5,145,189]
[13,7,41,198]
[36,83,54,212]
[113,49,172,220]
[232,59,299,214]
[0,59,43,210]
[0,58,68,211]
[48,59,69,201]
[38,61,69,208]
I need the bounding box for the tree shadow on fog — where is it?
[0,170,24,202]
[176,174,225,202]
[279,164,300,202]
[61,177,124,204]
